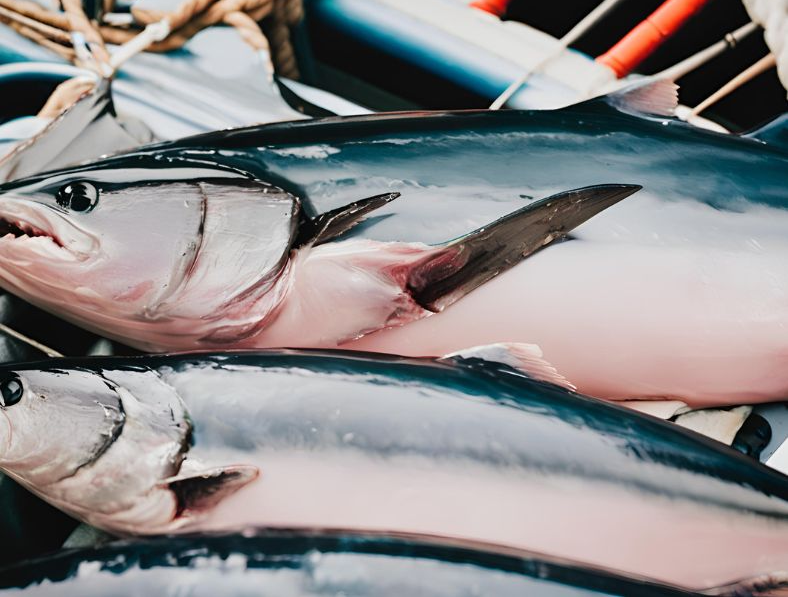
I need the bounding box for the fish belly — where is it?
[185,451,788,591]
[348,239,788,407]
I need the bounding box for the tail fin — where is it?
[408,184,641,311]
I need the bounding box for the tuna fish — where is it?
[0,161,642,378]
[0,350,786,591]
[0,82,785,406]
[0,530,730,597]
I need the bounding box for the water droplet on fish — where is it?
[306,549,322,567]
[224,553,247,570]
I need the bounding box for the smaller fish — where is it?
[0,530,704,597]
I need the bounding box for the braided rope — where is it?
[61,0,112,73]
[0,0,302,77]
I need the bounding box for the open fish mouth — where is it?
[0,201,98,262]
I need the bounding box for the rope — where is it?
[61,0,113,74]
[37,76,95,118]
[0,0,303,78]
[265,0,299,78]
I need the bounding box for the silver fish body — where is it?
[0,93,786,406]
[0,351,786,591]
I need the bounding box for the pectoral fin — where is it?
[295,192,401,247]
[408,184,641,311]
[674,406,752,446]
[162,464,259,519]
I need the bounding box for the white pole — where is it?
[689,52,776,117]
[655,21,759,82]
[490,0,627,109]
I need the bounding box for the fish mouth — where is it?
[0,200,98,262]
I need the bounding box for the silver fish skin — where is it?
[0,351,786,591]
[0,152,786,408]
[0,162,642,383]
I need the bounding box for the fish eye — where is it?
[56,181,99,213]
[0,373,23,407]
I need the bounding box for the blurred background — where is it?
[304,0,787,130]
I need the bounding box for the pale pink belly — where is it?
[348,241,788,407]
[187,452,788,591]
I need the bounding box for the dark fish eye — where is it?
[0,373,23,407]
[56,181,99,213]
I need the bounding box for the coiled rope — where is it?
[0,0,302,78]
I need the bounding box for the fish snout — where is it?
[0,198,98,262]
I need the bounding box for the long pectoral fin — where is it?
[161,464,259,520]
[408,184,641,311]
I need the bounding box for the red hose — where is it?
[597,0,711,77]
[469,0,510,17]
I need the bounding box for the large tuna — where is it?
[0,350,786,591]
[0,83,785,406]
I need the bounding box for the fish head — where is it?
[0,365,127,488]
[0,360,258,534]
[0,160,300,348]
[0,361,199,532]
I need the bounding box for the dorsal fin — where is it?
[407,184,640,312]
[440,343,575,390]
[569,78,679,118]
[295,192,400,247]
[743,113,788,151]
[0,78,148,182]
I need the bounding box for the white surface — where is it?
[766,436,788,475]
